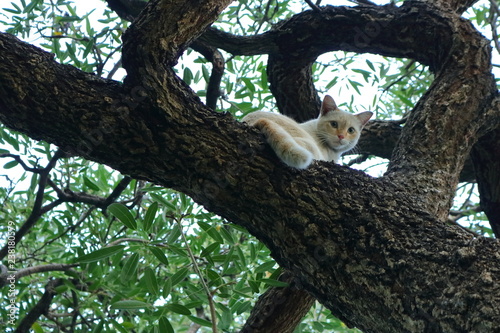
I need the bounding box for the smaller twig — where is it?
[447,218,481,237]
[0,149,66,260]
[13,263,78,281]
[33,207,96,256]
[107,59,123,80]
[381,60,417,94]
[0,153,42,173]
[304,0,321,12]
[175,216,218,333]
[348,0,378,6]
[191,40,225,110]
[106,237,149,247]
[488,0,500,55]
[347,154,369,166]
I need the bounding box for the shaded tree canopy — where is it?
[1,0,500,332]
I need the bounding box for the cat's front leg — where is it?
[253,119,313,169]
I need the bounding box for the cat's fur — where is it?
[243,95,373,169]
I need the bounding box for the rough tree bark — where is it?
[2,0,500,332]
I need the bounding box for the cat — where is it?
[242,95,373,169]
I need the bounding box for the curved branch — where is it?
[191,40,225,110]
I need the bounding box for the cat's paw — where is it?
[281,147,313,169]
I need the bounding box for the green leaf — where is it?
[396,93,415,108]
[120,253,139,283]
[149,193,177,211]
[23,0,38,13]
[143,267,159,295]
[219,305,232,330]
[83,175,100,191]
[58,15,81,23]
[110,319,128,333]
[242,78,256,94]
[76,245,125,263]
[163,277,172,298]
[65,4,78,16]
[165,303,191,315]
[348,79,362,94]
[158,317,174,333]
[166,223,182,243]
[198,222,224,243]
[188,315,213,327]
[352,68,371,82]
[169,267,189,286]
[31,322,44,333]
[231,300,252,315]
[143,201,158,232]
[111,300,151,310]
[108,203,137,230]
[82,38,94,59]
[183,67,193,85]
[257,278,289,287]
[248,280,260,293]
[202,64,210,82]
[206,269,222,284]
[65,42,80,66]
[200,242,220,257]
[219,226,234,244]
[325,77,338,90]
[255,260,276,273]
[366,59,375,71]
[3,160,18,169]
[149,246,169,266]
[3,7,22,14]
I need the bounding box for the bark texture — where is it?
[239,271,316,333]
[2,0,500,332]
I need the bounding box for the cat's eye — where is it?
[330,121,338,128]
[348,127,355,134]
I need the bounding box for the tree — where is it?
[1,0,500,332]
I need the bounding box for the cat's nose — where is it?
[338,134,345,140]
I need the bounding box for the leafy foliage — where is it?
[0,0,497,332]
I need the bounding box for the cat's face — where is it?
[316,95,372,153]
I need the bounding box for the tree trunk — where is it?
[2,0,500,332]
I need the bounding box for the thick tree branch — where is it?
[239,271,315,333]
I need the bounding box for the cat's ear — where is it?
[356,111,373,126]
[320,95,338,116]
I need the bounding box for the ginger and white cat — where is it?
[243,95,372,169]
